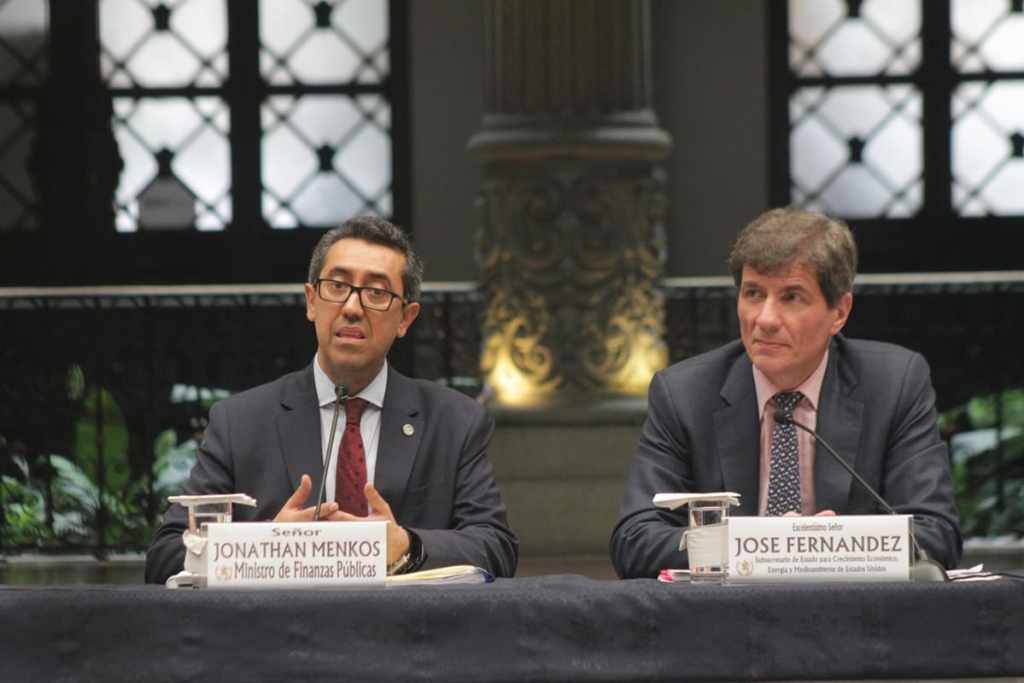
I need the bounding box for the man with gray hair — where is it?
[146,216,518,583]
[610,207,961,579]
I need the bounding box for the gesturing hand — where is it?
[327,483,411,565]
[273,474,339,522]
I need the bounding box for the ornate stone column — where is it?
[470,0,671,407]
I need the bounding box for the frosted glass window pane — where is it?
[789,0,846,49]
[790,86,922,218]
[336,0,388,55]
[100,0,228,87]
[260,0,314,54]
[952,0,1024,72]
[112,97,232,232]
[262,95,391,228]
[336,115,390,197]
[0,0,48,85]
[288,32,362,83]
[789,0,920,76]
[819,166,894,216]
[953,82,1024,215]
[0,101,38,231]
[291,175,365,225]
[260,0,388,84]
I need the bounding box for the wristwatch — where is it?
[387,553,410,575]
[387,530,423,575]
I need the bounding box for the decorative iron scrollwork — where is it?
[476,162,668,403]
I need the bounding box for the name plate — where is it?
[205,521,387,589]
[727,515,911,583]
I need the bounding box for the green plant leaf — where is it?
[73,387,131,492]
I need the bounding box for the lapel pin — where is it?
[402,423,415,436]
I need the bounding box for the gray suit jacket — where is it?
[145,366,518,583]
[610,336,962,578]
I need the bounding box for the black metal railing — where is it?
[2,273,1022,555]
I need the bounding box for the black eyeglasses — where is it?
[314,279,405,311]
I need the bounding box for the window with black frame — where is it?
[775,0,1024,541]
[0,0,407,559]
[100,0,397,233]
[771,0,1024,271]
[0,0,48,233]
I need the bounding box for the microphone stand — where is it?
[314,384,348,521]
[775,410,948,583]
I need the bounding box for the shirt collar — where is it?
[312,355,387,410]
[752,348,829,420]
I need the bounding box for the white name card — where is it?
[727,515,912,583]
[205,521,387,589]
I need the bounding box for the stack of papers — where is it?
[385,564,494,587]
[946,564,1002,582]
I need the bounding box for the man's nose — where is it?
[342,289,365,317]
[754,298,780,329]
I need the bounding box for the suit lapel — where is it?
[714,354,761,516]
[275,367,325,494]
[813,343,864,513]
[374,369,424,506]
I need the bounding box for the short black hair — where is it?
[307,216,424,302]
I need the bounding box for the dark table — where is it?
[2,575,1023,682]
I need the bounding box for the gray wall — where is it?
[408,0,770,280]
[652,0,769,278]
[408,0,484,282]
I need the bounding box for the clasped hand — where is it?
[783,509,836,517]
[273,474,411,564]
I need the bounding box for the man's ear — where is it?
[397,301,420,338]
[830,291,853,336]
[304,282,317,322]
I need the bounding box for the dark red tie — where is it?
[335,397,368,516]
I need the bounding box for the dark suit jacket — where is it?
[610,336,962,579]
[145,366,518,583]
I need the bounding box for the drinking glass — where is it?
[681,500,730,583]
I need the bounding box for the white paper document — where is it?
[947,564,1003,582]
[385,565,494,587]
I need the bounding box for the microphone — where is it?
[314,384,348,521]
[773,409,948,583]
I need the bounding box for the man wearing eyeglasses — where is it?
[145,216,518,583]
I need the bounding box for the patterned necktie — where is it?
[766,391,804,516]
[335,397,369,516]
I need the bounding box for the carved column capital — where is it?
[472,0,671,405]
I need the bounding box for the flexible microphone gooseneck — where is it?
[773,409,948,583]
[314,384,348,521]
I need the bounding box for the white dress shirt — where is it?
[753,350,829,516]
[312,355,386,502]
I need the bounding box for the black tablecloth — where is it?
[2,575,1022,682]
